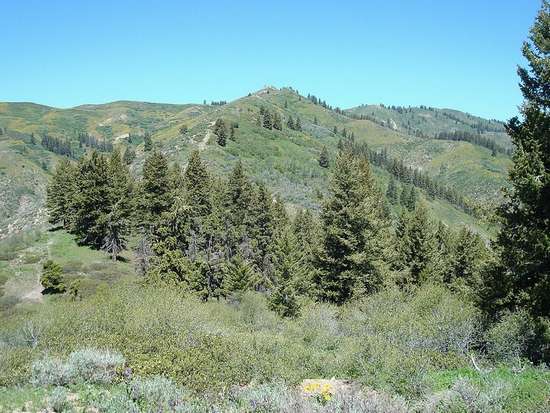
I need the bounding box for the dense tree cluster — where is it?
[436,131,511,156]
[41,134,74,157]
[77,132,113,152]
[47,146,490,318]
[259,106,282,131]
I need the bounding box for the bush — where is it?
[485,310,536,363]
[67,348,125,384]
[47,386,72,412]
[31,349,125,386]
[129,376,185,409]
[31,356,73,386]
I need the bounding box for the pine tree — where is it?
[386,178,399,204]
[140,151,173,228]
[213,118,227,146]
[272,111,282,130]
[230,125,236,141]
[184,151,211,218]
[143,132,153,151]
[287,116,295,130]
[489,2,550,321]
[123,146,136,165]
[222,254,256,294]
[101,149,133,261]
[314,151,390,303]
[318,146,330,168]
[449,227,487,294]
[46,159,77,229]
[294,117,302,131]
[262,109,273,129]
[269,228,303,317]
[398,203,438,285]
[71,151,111,247]
[40,260,65,294]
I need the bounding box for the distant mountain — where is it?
[0,87,512,238]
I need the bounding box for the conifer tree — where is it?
[294,117,302,131]
[213,118,227,146]
[140,151,173,228]
[40,260,65,294]
[123,146,136,165]
[222,254,256,294]
[269,228,303,317]
[287,116,295,130]
[488,1,550,321]
[398,203,438,285]
[318,146,330,168]
[101,149,133,261]
[314,151,390,304]
[143,132,153,151]
[386,178,399,204]
[46,159,77,229]
[262,109,273,129]
[272,111,282,130]
[71,151,112,247]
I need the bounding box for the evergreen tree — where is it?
[314,151,390,304]
[71,151,111,247]
[213,118,227,146]
[143,132,153,151]
[123,146,136,165]
[262,109,273,129]
[489,1,550,322]
[398,204,438,285]
[222,254,256,294]
[230,124,236,141]
[294,117,302,131]
[287,116,295,130]
[269,228,303,317]
[140,151,173,228]
[40,260,65,294]
[272,111,282,130]
[318,146,330,168]
[101,149,133,261]
[386,178,399,204]
[449,227,487,294]
[46,159,77,229]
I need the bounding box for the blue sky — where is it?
[1,0,540,120]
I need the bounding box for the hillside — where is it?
[0,87,513,241]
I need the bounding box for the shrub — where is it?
[47,386,72,412]
[129,376,185,410]
[485,310,537,363]
[31,349,125,386]
[31,356,73,386]
[67,348,125,384]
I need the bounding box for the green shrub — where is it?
[67,348,125,384]
[485,310,536,363]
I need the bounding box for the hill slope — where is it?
[0,87,511,239]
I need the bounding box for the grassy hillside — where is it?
[0,87,508,239]
[346,103,512,147]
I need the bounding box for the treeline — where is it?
[436,131,511,156]
[46,147,489,316]
[78,132,114,152]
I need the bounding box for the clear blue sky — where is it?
[1,0,540,120]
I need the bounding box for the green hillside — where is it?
[346,103,512,147]
[0,87,510,239]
